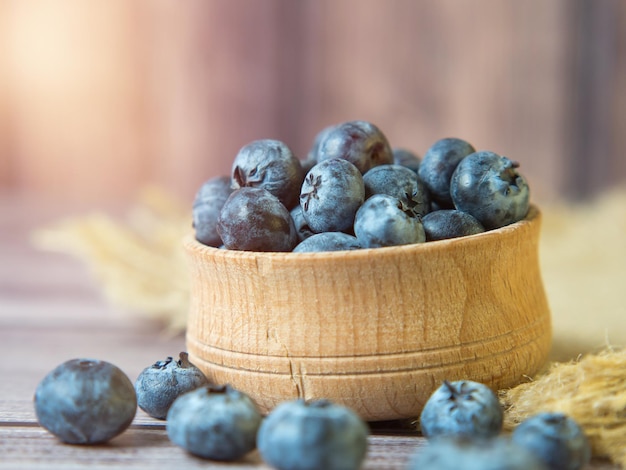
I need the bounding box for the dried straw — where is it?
[31,187,192,332]
[501,347,626,467]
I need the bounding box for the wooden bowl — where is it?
[184,205,551,422]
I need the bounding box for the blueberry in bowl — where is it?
[185,126,551,422]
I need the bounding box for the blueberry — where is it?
[418,137,476,208]
[306,124,336,165]
[363,164,430,217]
[511,412,591,470]
[315,120,393,174]
[300,154,317,175]
[293,232,361,253]
[421,209,485,241]
[231,139,304,210]
[392,147,421,173]
[257,399,369,470]
[290,205,315,243]
[450,151,530,229]
[193,176,233,247]
[408,436,548,470]
[166,384,262,461]
[34,358,137,444]
[134,352,209,420]
[419,380,503,439]
[217,187,298,252]
[354,194,425,248]
[300,158,365,233]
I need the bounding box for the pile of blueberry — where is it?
[411,380,592,470]
[33,355,592,469]
[33,355,369,469]
[33,357,592,469]
[193,120,531,252]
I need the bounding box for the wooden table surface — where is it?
[0,192,619,469]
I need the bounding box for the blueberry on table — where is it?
[354,194,425,248]
[217,187,298,252]
[134,352,209,420]
[408,436,548,470]
[419,380,503,439]
[511,412,591,470]
[34,358,137,444]
[450,151,530,230]
[166,384,262,461]
[418,137,476,208]
[363,164,431,217]
[315,120,393,174]
[300,158,365,233]
[231,139,304,210]
[293,232,361,253]
[257,399,369,470]
[392,147,421,173]
[421,209,485,241]
[193,176,233,247]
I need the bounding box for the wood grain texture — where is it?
[185,207,551,421]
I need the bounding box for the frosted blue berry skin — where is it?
[418,137,476,208]
[193,176,233,247]
[293,232,361,253]
[408,437,548,470]
[306,124,336,164]
[166,384,262,461]
[217,187,298,252]
[134,352,209,420]
[257,399,369,470]
[300,158,365,233]
[363,164,430,217]
[290,205,315,243]
[231,139,304,210]
[421,209,485,241]
[316,120,393,174]
[354,194,425,248]
[512,412,591,470]
[450,151,530,230]
[392,147,421,174]
[34,358,137,444]
[419,380,503,439]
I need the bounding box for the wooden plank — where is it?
[305,0,572,202]
[0,425,618,469]
[0,426,427,470]
[608,1,626,190]
[140,0,293,202]
[565,0,625,199]
[0,0,12,187]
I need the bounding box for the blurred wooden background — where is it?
[1,0,625,207]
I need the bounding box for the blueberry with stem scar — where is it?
[135,352,209,420]
[419,380,504,439]
[450,151,530,230]
[34,358,137,444]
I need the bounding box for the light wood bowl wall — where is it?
[185,205,551,421]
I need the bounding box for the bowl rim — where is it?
[184,204,540,262]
